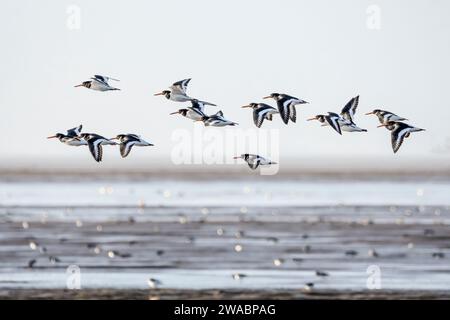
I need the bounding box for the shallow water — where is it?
[0,176,449,293]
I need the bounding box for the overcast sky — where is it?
[1,0,449,170]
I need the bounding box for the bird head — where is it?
[233,154,250,160]
[74,81,91,88]
[47,133,64,139]
[154,90,171,99]
[241,103,258,109]
[263,93,280,100]
[170,109,188,116]
[307,115,325,123]
[365,109,381,115]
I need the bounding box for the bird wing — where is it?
[213,110,224,119]
[170,78,191,94]
[188,107,207,118]
[66,125,82,137]
[289,104,297,123]
[253,109,265,128]
[391,125,410,153]
[88,139,103,162]
[248,159,260,170]
[325,113,342,135]
[341,96,359,122]
[93,75,119,85]
[196,100,217,107]
[120,141,137,158]
[277,99,291,125]
[190,99,205,112]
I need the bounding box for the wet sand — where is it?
[3,288,450,300]
[1,176,449,299]
[1,206,450,299]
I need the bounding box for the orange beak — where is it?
[377,124,387,128]
[47,135,57,139]
[154,92,165,96]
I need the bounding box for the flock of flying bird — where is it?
[48,75,426,167]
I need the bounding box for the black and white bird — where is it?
[169,99,209,121]
[377,121,425,153]
[47,125,87,146]
[307,112,344,135]
[79,133,117,162]
[263,93,308,125]
[111,134,154,158]
[338,95,367,132]
[75,75,120,91]
[154,78,216,106]
[365,109,408,125]
[198,111,238,127]
[233,154,277,170]
[307,96,367,134]
[241,103,279,128]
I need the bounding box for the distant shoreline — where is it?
[1,169,450,181]
[2,288,450,300]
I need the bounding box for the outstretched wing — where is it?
[325,113,342,135]
[253,109,265,128]
[190,99,206,112]
[289,105,297,123]
[196,99,216,107]
[120,141,136,158]
[248,159,261,170]
[66,124,82,137]
[213,110,224,119]
[341,96,359,123]
[391,126,410,153]
[88,139,103,162]
[277,99,290,125]
[170,78,191,94]
[93,75,119,85]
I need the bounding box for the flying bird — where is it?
[154,78,216,106]
[198,111,238,127]
[79,133,117,162]
[169,99,209,121]
[241,103,279,128]
[234,154,277,170]
[47,125,87,146]
[365,109,408,125]
[307,112,344,135]
[307,96,367,134]
[112,134,154,158]
[263,93,308,124]
[75,75,120,91]
[338,95,367,132]
[377,121,425,153]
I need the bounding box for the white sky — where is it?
[1,0,450,170]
